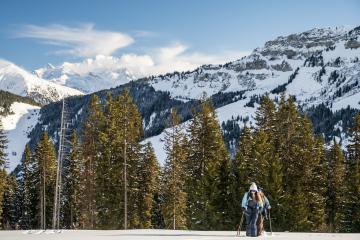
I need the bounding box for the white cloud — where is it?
[15,23,134,57]
[15,23,250,76]
[119,42,250,76]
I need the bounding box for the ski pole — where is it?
[269,209,273,236]
[237,211,244,236]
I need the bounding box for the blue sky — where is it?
[0,0,359,71]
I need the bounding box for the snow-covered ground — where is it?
[1,102,40,172]
[0,229,359,240]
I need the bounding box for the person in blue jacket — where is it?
[241,182,260,237]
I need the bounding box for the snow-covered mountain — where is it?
[34,26,360,107]
[0,59,83,105]
[144,26,360,162]
[35,55,138,94]
[148,26,360,111]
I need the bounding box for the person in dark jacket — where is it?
[241,182,260,237]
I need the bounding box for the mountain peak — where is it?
[35,55,137,94]
[0,59,83,104]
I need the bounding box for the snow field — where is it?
[0,229,359,240]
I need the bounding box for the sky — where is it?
[0,0,359,75]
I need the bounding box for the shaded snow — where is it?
[1,102,40,172]
[0,229,359,240]
[143,133,167,166]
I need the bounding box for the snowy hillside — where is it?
[0,59,83,104]
[148,26,360,112]
[35,55,138,94]
[1,229,359,240]
[1,102,40,171]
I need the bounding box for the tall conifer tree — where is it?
[326,140,346,232]
[162,108,188,229]
[33,132,57,229]
[81,94,103,229]
[345,114,360,232]
[186,96,231,230]
[0,121,7,229]
[138,142,159,229]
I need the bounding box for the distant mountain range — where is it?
[34,55,139,94]
[0,59,83,104]
[1,26,360,172]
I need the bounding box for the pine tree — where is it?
[112,89,143,229]
[253,95,285,230]
[308,136,327,231]
[345,113,360,232]
[326,140,346,232]
[33,132,57,229]
[274,96,309,231]
[270,96,325,231]
[18,145,34,229]
[162,108,188,229]
[0,121,7,229]
[95,93,116,229]
[1,175,17,229]
[211,149,232,230]
[255,94,277,135]
[81,94,103,229]
[265,151,283,231]
[300,116,326,231]
[252,129,273,189]
[138,142,159,229]
[231,124,254,225]
[63,131,83,229]
[186,96,231,230]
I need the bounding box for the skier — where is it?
[241,182,260,237]
[256,188,271,236]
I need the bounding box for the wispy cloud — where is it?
[119,42,250,76]
[14,23,250,75]
[15,23,134,57]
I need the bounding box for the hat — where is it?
[249,182,258,192]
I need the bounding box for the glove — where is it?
[267,206,271,210]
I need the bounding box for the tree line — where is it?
[0,90,359,232]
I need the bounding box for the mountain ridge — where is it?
[0,59,83,105]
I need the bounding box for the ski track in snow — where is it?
[1,102,40,172]
[0,230,359,240]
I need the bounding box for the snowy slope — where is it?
[0,59,83,104]
[1,229,359,240]
[1,102,40,172]
[148,26,360,111]
[35,55,138,94]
